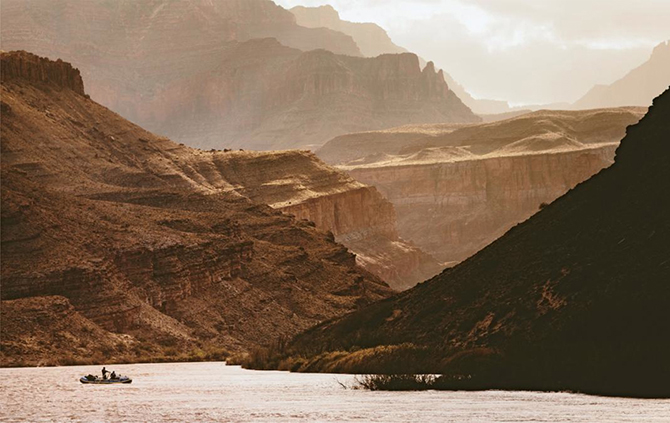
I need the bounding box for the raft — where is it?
[80,375,132,384]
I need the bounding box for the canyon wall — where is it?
[0,51,393,366]
[150,44,479,150]
[0,0,478,151]
[348,145,618,263]
[205,150,442,290]
[321,108,645,264]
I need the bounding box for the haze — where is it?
[276,0,670,105]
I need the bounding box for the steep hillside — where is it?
[0,51,394,367]
[573,41,670,109]
[261,89,670,398]
[1,0,479,150]
[319,108,644,263]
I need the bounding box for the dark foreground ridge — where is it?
[247,88,670,398]
[0,51,393,366]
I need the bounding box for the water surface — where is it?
[1,362,668,422]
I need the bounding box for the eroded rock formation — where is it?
[0,51,393,366]
[0,0,479,150]
[318,108,645,263]
[210,150,442,290]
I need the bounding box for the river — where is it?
[1,362,668,422]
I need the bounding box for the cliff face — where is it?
[0,0,478,151]
[0,52,393,366]
[269,89,670,398]
[348,146,619,263]
[206,150,442,290]
[573,41,670,109]
[319,108,645,263]
[145,43,478,150]
[0,51,86,95]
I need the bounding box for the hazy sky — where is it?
[275,0,670,105]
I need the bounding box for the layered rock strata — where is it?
[0,51,393,366]
[210,150,442,290]
[319,108,645,263]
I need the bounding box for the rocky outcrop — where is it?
[0,52,393,366]
[0,0,479,151]
[260,88,670,398]
[573,40,670,109]
[319,108,645,263]
[0,51,85,95]
[204,149,442,290]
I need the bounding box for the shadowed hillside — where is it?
[250,88,670,398]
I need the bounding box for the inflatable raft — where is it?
[80,375,132,384]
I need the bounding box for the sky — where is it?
[275,0,670,105]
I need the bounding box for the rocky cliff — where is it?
[258,88,670,398]
[209,150,442,290]
[573,41,670,109]
[141,42,478,150]
[319,108,645,263]
[1,0,479,150]
[0,51,393,366]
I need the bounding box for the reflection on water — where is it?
[1,362,669,422]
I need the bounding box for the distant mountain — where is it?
[573,41,670,109]
[0,0,479,150]
[0,51,392,366]
[289,4,512,115]
[291,5,406,57]
[257,88,670,398]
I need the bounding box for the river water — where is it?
[1,362,668,422]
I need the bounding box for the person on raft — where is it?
[102,367,110,380]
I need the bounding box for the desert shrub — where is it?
[163,347,180,357]
[353,374,437,391]
[241,336,290,369]
[203,346,230,361]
